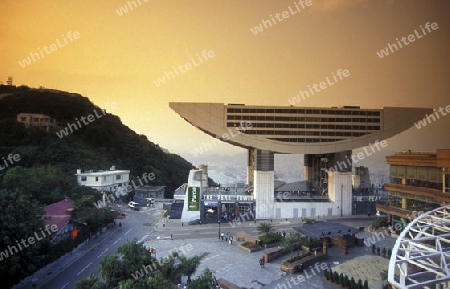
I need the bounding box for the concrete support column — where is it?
[322,238,328,257]
[402,197,408,210]
[342,235,348,255]
[246,148,256,186]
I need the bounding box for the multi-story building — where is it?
[17,113,61,131]
[376,149,450,232]
[76,167,130,197]
[170,102,431,219]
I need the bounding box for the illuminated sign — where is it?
[187,186,200,211]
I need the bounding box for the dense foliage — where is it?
[0,85,199,287]
[75,242,213,289]
[0,85,195,197]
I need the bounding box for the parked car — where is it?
[128,201,140,210]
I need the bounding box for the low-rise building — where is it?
[376,149,450,233]
[76,167,130,197]
[17,113,61,131]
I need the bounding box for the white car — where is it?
[128,201,140,210]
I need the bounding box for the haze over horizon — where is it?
[1,0,449,164]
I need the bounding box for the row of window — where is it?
[243,130,368,137]
[228,122,380,131]
[227,108,381,116]
[269,138,344,143]
[227,115,381,123]
[80,175,122,182]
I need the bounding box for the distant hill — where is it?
[0,85,194,196]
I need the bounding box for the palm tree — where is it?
[257,222,274,236]
[98,255,125,287]
[282,232,303,259]
[178,252,209,284]
[74,274,106,289]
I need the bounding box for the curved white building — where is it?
[170,102,432,220]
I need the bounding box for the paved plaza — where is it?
[149,216,398,289]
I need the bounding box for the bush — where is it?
[241,241,261,249]
[339,273,344,285]
[371,218,388,230]
[282,251,311,265]
[259,232,283,245]
[324,269,328,279]
[329,268,334,282]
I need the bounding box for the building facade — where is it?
[76,167,130,196]
[376,149,450,232]
[171,103,430,220]
[17,113,61,131]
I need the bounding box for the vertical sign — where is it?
[187,186,200,211]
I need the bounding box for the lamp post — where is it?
[218,220,221,240]
[341,184,343,218]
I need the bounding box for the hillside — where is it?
[0,85,194,197]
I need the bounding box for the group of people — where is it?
[220,232,233,244]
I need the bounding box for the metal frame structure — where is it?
[389,206,450,289]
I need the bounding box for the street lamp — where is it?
[218,220,221,240]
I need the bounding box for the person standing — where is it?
[221,232,224,241]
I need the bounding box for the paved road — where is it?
[19,202,385,289]
[31,206,157,289]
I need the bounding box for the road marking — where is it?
[124,228,132,235]
[61,282,69,289]
[137,234,149,243]
[173,233,190,236]
[113,238,121,245]
[76,262,93,276]
[97,248,109,259]
[199,232,212,234]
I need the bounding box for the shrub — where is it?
[324,269,328,279]
[339,273,344,285]
[372,244,376,254]
[241,241,261,249]
[371,218,388,230]
[382,247,387,257]
[329,268,334,282]
[363,280,369,289]
[259,232,283,245]
[333,272,339,283]
[387,248,392,258]
[377,247,381,256]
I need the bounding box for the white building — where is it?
[76,166,130,196]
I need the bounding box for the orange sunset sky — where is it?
[1,0,449,164]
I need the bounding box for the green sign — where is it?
[187,186,200,211]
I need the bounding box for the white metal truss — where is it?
[389,205,450,289]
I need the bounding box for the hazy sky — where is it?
[1,0,449,164]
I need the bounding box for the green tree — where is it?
[74,274,106,289]
[98,255,124,287]
[178,252,209,284]
[257,222,274,236]
[117,241,153,279]
[188,268,216,289]
[282,232,303,259]
[0,188,47,288]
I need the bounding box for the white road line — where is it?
[199,232,212,234]
[76,262,93,276]
[137,234,149,243]
[97,248,109,259]
[60,282,69,289]
[113,238,121,245]
[173,233,191,236]
[124,228,132,235]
